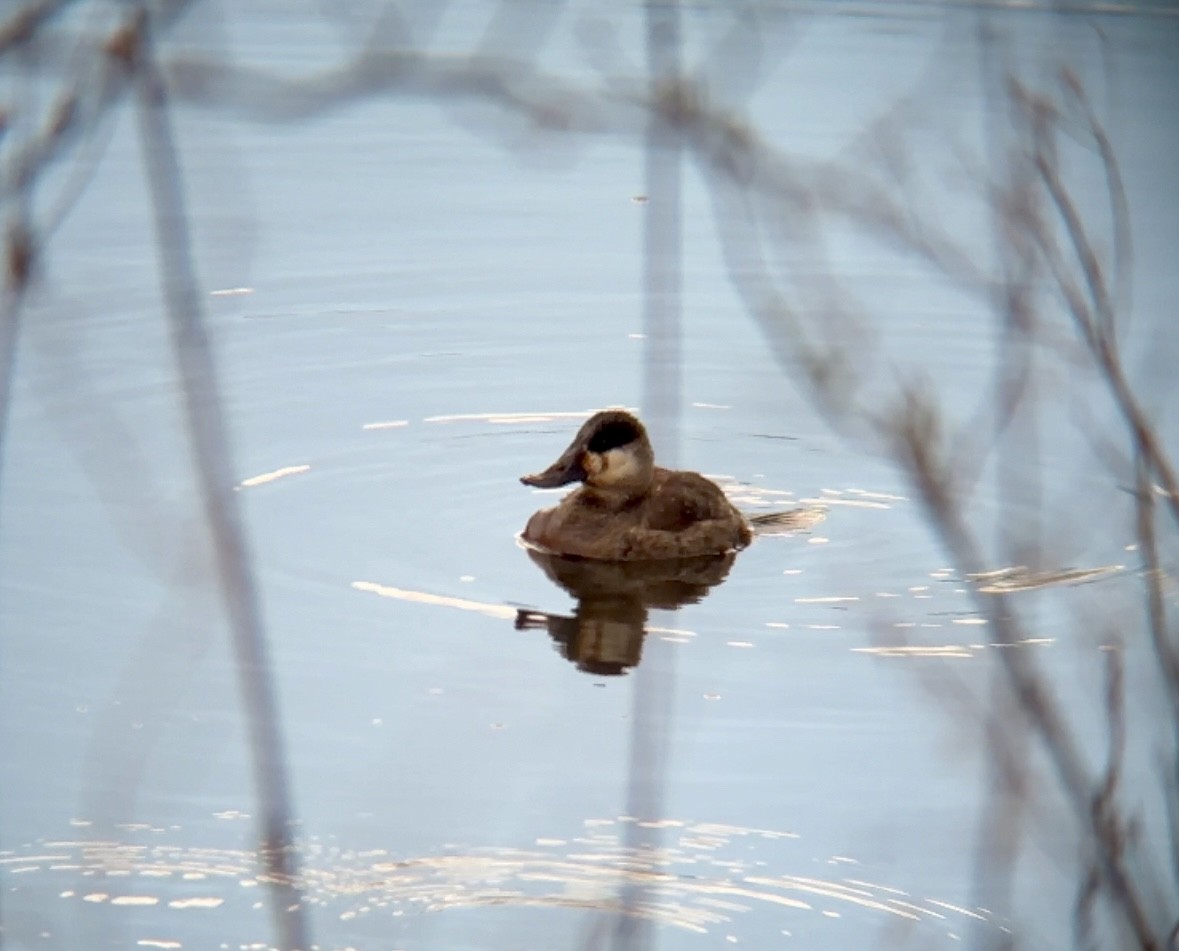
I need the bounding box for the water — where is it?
[2,2,1177,949]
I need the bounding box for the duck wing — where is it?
[644,470,743,532]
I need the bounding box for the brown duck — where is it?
[519,410,753,560]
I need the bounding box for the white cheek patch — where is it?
[599,447,643,485]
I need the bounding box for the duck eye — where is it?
[588,420,639,454]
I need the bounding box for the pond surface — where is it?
[2,2,1177,949]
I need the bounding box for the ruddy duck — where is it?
[519,410,753,560]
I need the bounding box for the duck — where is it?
[519,409,753,561]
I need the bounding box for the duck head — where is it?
[521,410,655,499]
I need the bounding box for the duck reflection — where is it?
[516,547,735,676]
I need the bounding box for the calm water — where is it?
[2,2,1177,949]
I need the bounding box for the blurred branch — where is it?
[1,5,1174,949]
[166,46,633,133]
[0,1,193,212]
[1077,643,1127,950]
[0,1,194,481]
[887,386,1160,950]
[1134,446,1179,721]
[0,220,32,487]
[691,50,1174,948]
[0,0,73,57]
[128,7,310,949]
[1017,76,1179,533]
[616,6,684,949]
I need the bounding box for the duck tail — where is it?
[747,506,827,535]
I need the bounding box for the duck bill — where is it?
[521,444,587,488]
